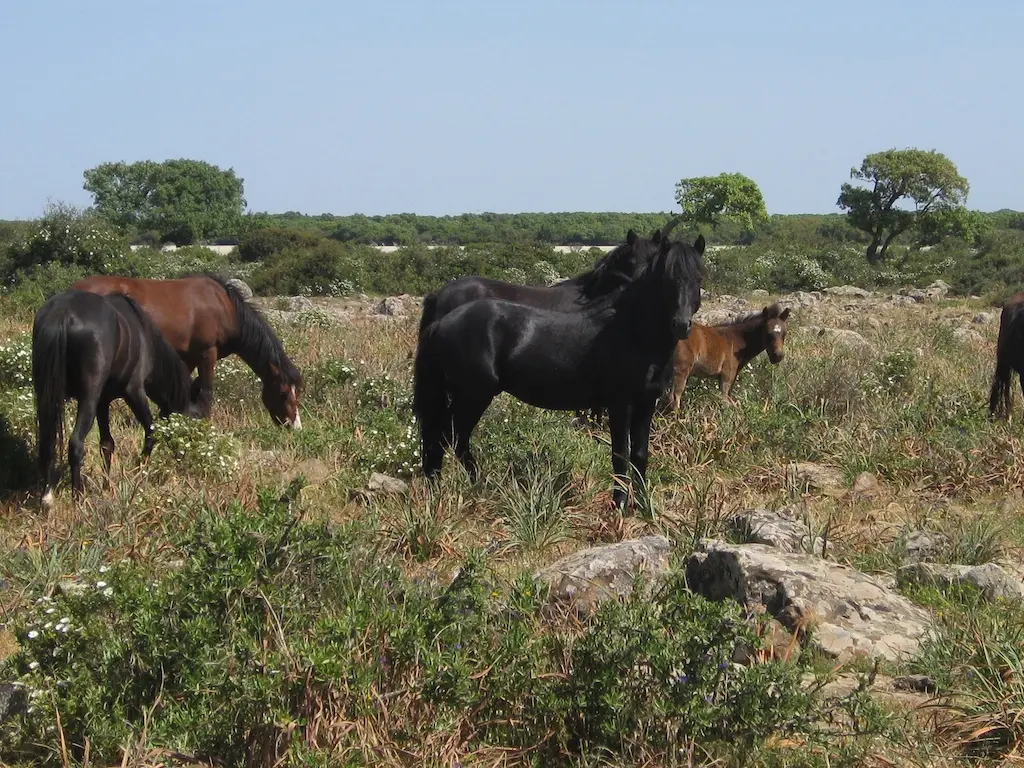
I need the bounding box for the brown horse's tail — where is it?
[32,302,70,487]
[990,303,1018,420]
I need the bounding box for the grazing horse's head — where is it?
[262,365,304,429]
[761,303,791,363]
[262,368,301,430]
[652,233,706,340]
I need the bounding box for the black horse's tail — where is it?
[33,307,70,480]
[990,303,1018,419]
[413,321,451,476]
[418,292,439,338]
[119,295,193,416]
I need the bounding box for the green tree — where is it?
[837,148,969,264]
[673,172,769,230]
[83,159,246,244]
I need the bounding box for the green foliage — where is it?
[237,226,324,263]
[249,240,364,296]
[150,413,241,480]
[674,172,769,231]
[0,499,814,765]
[3,202,129,280]
[83,159,246,244]
[950,229,1024,298]
[837,148,970,264]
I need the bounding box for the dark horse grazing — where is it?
[71,274,303,428]
[989,292,1024,419]
[668,303,791,409]
[414,232,705,508]
[33,290,196,506]
[418,228,666,337]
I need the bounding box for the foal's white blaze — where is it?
[291,410,302,430]
[42,490,54,508]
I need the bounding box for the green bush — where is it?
[250,240,366,296]
[0,495,815,765]
[950,229,1024,298]
[237,227,325,263]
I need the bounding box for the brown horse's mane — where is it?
[203,275,304,391]
[715,302,787,330]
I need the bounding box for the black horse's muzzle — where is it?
[672,319,693,339]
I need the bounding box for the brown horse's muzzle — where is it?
[768,350,784,364]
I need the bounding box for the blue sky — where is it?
[2,1,1020,218]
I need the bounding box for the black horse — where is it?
[989,291,1024,419]
[418,228,670,338]
[413,232,706,508]
[33,290,196,506]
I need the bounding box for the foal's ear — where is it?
[779,307,791,321]
[693,234,706,256]
[626,229,637,245]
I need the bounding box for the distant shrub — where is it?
[237,227,325,263]
[250,240,365,296]
[950,230,1024,298]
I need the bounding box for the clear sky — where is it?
[2,1,1020,219]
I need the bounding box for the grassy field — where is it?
[1,287,1023,766]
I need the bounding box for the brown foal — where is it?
[668,303,790,409]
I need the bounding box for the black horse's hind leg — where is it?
[421,412,450,480]
[607,401,633,509]
[97,399,115,488]
[451,395,491,482]
[68,397,99,499]
[123,385,157,458]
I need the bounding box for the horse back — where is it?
[71,275,236,357]
[678,324,731,375]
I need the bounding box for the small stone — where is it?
[377,296,406,316]
[852,472,882,497]
[729,506,823,554]
[751,289,770,297]
[972,312,997,325]
[894,674,936,693]
[535,536,671,617]
[225,278,254,300]
[368,472,409,495]
[786,462,845,494]
[903,530,949,562]
[280,296,314,312]
[953,326,984,345]
[896,562,1024,603]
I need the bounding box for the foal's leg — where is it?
[97,399,115,488]
[607,402,632,509]
[68,397,99,499]
[451,395,492,482]
[123,386,157,458]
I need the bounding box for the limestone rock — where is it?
[729,507,823,555]
[896,562,1024,603]
[225,278,254,300]
[535,536,671,616]
[824,285,872,298]
[685,540,933,662]
[786,462,845,494]
[368,472,410,495]
[852,472,882,497]
[972,312,997,325]
[902,530,950,562]
[805,326,872,352]
[377,296,407,316]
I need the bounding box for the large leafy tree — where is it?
[673,172,769,230]
[83,159,246,244]
[837,149,969,264]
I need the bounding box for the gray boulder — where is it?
[824,285,873,298]
[896,562,1024,603]
[902,530,950,562]
[377,296,407,316]
[786,462,845,494]
[535,536,671,616]
[804,326,873,352]
[686,540,933,662]
[226,278,254,300]
[729,507,823,555]
[368,472,410,495]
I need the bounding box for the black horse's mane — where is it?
[573,236,659,299]
[202,275,304,390]
[111,293,193,413]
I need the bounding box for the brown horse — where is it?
[668,303,790,409]
[71,274,304,428]
[989,292,1024,420]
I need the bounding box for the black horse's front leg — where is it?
[606,401,632,509]
[628,394,659,495]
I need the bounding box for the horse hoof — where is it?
[41,490,54,509]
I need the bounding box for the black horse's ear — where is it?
[780,307,791,321]
[626,229,637,245]
[693,234,706,256]
[651,229,662,244]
